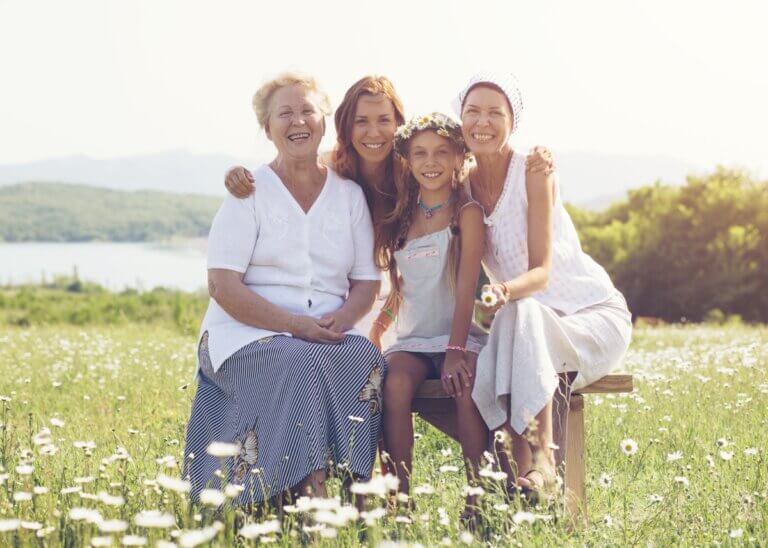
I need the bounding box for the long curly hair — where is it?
[331,76,407,278]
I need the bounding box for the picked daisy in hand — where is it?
[481,288,498,307]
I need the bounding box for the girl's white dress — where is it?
[469,152,632,434]
[385,219,487,358]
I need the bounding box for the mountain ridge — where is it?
[0,149,701,209]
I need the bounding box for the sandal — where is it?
[509,468,557,506]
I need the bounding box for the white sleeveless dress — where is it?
[385,224,487,359]
[469,151,632,434]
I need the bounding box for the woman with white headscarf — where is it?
[455,73,632,498]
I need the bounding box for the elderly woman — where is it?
[183,73,385,504]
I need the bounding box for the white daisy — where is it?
[157,474,191,493]
[598,473,612,488]
[620,438,638,456]
[719,450,734,461]
[198,489,226,507]
[666,451,683,462]
[205,442,239,457]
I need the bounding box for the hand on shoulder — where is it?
[525,145,555,176]
[225,166,255,199]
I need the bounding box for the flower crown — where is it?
[393,112,466,157]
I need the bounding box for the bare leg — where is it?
[490,395,531,490]
[452,352,489,516]
[296,469,327,498]
[517,399,557,493]
[382,352,431,498]
[493,399,556,497]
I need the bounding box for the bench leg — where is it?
[564,393,587,527]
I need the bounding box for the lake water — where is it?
[0,240,208,292]
[0,239,391,341]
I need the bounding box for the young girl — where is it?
[368,113,489,517]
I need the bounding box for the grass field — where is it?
[0,323,766,546]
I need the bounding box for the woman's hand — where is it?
[478,283,508,315]
[525,146,555,176]
[319,309,355,334]
[225,166,255,198]
[441,350,475,398]
[289,315,345,344]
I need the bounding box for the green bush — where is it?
[569,168,768,322]
[0,279,208,335]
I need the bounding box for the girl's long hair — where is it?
[331,76,407,277]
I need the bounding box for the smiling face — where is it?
[460,85,514,155]
[351,93,398,165]
[265,83,325,159]
[407,130,463,192]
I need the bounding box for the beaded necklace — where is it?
[418,193,454,219]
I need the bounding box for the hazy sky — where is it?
[1,0,766,174]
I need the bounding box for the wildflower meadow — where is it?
[0,323,766,546]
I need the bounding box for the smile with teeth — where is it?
[421,171,442,179]
[362,143,385,149]
[288,132,310,142]
[472,133,494,142]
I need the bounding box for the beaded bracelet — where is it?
[446,345,467,353]
[383,307,397,323]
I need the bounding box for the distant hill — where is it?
[0,149,701,209]
[0,150,254,197]
[0,182,220,242]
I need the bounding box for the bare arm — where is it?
[368,288,401,350]
[443,203,486,397]
[208,269,344,343]
[503,168,554,298]
[480,167,555,309]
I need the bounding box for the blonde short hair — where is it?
[252,72,332,129]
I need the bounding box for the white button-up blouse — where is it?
[201,165,380,372]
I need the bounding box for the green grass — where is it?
[0,324,766,545]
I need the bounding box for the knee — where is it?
[383,374,418,409]
[453,387,477,409]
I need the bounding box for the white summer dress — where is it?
[469,151,632,434]
[384,209,488,369]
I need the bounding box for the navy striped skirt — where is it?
[184,333,385,504]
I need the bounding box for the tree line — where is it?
[0,182,219,242]
[1,170,766,323]
[569,168,767,322]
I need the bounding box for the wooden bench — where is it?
[412,372,634,524]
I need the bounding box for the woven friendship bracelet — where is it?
[446,345,467,353]
[383,307,397,323]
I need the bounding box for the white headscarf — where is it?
[451,72,524,134]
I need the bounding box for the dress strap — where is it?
[449,190,482,235]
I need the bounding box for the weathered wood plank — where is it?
[413,373,633,401]
[564,394,588,527]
